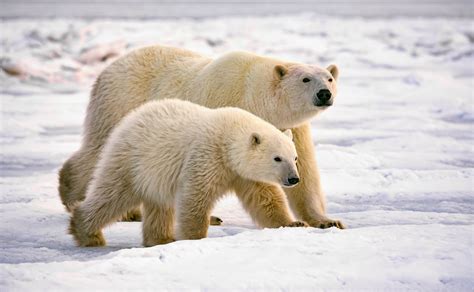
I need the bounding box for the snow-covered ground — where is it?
[1,15,473,290]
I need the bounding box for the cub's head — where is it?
[230,127,299,188]
[271,63,339,128]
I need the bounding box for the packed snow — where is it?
[1,14,473,290]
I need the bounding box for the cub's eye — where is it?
[295,157,298,161]
[274,157,282,162]
[328,78,333,82]
[302,78,311,83]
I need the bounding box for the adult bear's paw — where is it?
[310,218,346,229]
[210,216,223,226]
[121,208,142,222]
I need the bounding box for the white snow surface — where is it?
[1,15,473,290]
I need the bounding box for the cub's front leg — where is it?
[142,200,175,247]
[234,178,308,228]
[175,183,219,240]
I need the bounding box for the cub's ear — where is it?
[274,64,288,79]
[282,129,293,141]
[251,133,261,146]
[327,64,339,81]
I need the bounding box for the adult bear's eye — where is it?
[328,78,333,82]
[274,157,282,162]
[302,78,311,83]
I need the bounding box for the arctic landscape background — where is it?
[1,1,473,290]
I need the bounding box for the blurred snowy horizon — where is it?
[2,0,473,18]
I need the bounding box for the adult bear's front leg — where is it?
[284,123,346,229]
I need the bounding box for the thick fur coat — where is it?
[70,99,306,247]
[60,45,344,229]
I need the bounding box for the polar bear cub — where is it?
[69,99,306,247]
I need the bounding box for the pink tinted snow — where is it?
[78,40,126,65]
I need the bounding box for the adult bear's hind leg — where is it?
[121,207,143,221]
[59,146,99,212]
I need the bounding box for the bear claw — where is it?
[121,209,142,222]
[286,221,309,227]
[210,216,223,226]
[313,219,346,229]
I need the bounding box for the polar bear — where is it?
[69,99,307,247]
[60,45,344,229]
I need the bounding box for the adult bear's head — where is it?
[202,51,339,130]
[269,63,339,129]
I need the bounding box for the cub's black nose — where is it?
[288,177,300,185]
[317,89,332,102]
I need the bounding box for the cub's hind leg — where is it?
[69,180,141,247]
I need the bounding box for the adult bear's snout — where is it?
[314,89,332,107]
[316,89,331,105]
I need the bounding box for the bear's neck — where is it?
[213,112,251,180]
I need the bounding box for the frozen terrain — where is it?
[1,15,473,290]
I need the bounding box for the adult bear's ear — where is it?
[327,64,339,81]
[274,64,288,79]
[282,129,293,141]
[250,133,261,146]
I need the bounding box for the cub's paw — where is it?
[286,221,309,227]
[210,216,223,226]
[310,218,346,229]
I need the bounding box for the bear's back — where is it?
[107,99,215,200]
[124,99,214,146]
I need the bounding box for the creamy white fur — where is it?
[60,45,344,229]
[70,99,307,247]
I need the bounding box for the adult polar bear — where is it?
[59,45,345,229]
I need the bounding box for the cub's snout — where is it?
[283,175,300,188]
[287,176,300,186]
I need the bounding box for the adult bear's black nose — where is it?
[288,177,300,186]
[317,89,332,102]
